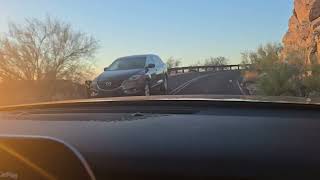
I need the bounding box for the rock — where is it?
[282,0,320,64]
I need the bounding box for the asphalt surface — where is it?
[168,70,243,95]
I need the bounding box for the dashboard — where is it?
[0,97,320,180]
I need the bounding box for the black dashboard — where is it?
[0,96,320,180]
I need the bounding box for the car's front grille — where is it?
[97,80,123,90]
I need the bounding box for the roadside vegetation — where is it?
[166,56,229,68]
[202,56,229,66]
[242,43,320,97]
[190,56,229,67]
[0,16,98,105]
[0,16,98,82]
[166,57,182,69]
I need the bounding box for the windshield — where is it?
[107,57,146,71]
[0,0,319,106]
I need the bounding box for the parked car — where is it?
[89,54,168,97]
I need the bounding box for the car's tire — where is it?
[160,76,168,95]
[144,82,151,96]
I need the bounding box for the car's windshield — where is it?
[0,0,320,106]
[107,57,146,71]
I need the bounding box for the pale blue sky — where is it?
[0,0,293,67]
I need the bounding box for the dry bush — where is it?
[0,16,98,82]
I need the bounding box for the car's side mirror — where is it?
[104,67,108,71]
[147,64,155,69]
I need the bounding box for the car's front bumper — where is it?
[90,79,145,98]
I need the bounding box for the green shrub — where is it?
[302,76,320,97]
[302,64,320,97]
[243,43,320,97]
[256,63,301,96]
[241,43,282,73]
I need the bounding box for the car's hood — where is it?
[97,69,144,81]
[0,95,319,111]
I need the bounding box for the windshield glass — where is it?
[107,57,146,71]
[0,0,319,106]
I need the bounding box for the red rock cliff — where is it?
[283,0,320,64]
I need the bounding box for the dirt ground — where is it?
[0,80,88,106]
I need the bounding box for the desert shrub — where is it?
[241,43,282,73]
[243,43,320,97]
[203,56,229,66]
[256,62,301,96]
[190,56,229,67]
[302,64,320,97]
[166,57,182,69]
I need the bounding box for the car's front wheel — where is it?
[144,82,151,96]
[160,76,168,95]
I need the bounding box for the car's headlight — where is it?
[129,75,144,81]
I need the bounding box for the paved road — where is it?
[168,70,243,95]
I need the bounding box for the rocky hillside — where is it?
[283,0,320,64]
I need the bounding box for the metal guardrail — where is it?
[168,64,251,75]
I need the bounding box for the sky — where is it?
[0,0,293,68]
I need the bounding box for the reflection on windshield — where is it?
[0,0,319,106]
